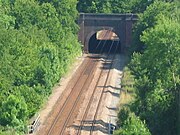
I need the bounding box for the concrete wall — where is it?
[78,13,138,53]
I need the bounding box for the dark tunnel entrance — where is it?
[88,30,121,54]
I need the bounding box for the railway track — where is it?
[38,30,119,135]
[89,41,119,135]
[46,59,96,135]
[76,39,120,135]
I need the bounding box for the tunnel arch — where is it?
[78,13,138,53]
[86,29,121,53]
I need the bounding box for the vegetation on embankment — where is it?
[116,1,180,135]
[78,0,180,135]
[0,0,81,134]
[114,67,151,135]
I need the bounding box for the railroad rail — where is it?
[76,37,120,135]
[46,58,97,135]
[89,40,119,135]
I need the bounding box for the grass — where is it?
[118,66,135,110]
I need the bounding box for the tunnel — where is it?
[88,30,121,54]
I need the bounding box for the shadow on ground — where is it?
[70,119,116,134]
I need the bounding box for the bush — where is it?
[114,113,151,135]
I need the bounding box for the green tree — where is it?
[77,0,98,13]
[0,95,27,129]
[77,0,154,13]
[129,14,180,135]
[141,15,180,86]
[0,0,15,29]
[114,113,151,135]
[47,0,79,34]
[0,0,81,133]
[132,1,175,52]
[12,0,42,29]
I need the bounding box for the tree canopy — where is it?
[0,0,81,134]
[111,0,180,135]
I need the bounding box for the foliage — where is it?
[132,1,175,52]
[116,107,131,127]
[128,11,180,135]
[0,11,15,29]
[112,0,180,135]
[114,113,151,135]
[0,95,27,130]
[121,67,135,93]
[0,0,81,133]
[77,0,98,13]
[140,15,180,85]
[136,16,179,135]
[77,0,154,14]
[0,126,19,135]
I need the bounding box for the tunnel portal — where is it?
[88,30,121,54]
[78,13,138,53]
